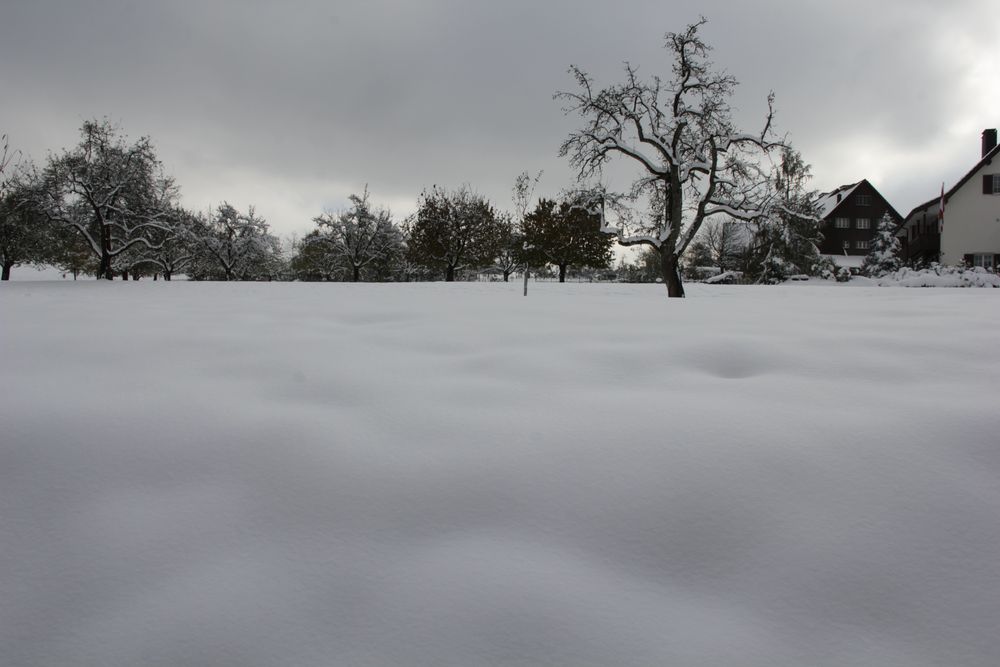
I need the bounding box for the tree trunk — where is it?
[503,270,511,282]
[100,224,113,280]
[99,256,113,279]
[164,271,172,281]
[1,261,12,280]
[558,264,568,283]
[352,265,361,282]
[445,265,455,282]
[121,269,129,281]
[660,248,685,298]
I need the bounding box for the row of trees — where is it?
[290,184,614,283]
[1,123,615,283]
[1,116,888,286]
[0,121,287,282]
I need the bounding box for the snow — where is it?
[702,270,741,284]
[877,266,1000,288]
[3,280,1000,667]
[817,182,861,218]
[821,252,866,269]
[5,264,74,280]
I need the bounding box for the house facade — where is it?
[816,179,902,260]
[898,129,1000,270]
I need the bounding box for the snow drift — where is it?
[2,281,999,666]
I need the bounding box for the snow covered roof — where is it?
[816,182,861,218]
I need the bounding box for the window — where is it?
[835,217,850,229]
[994,175,1000,194]
[856,194,873,206]
[983,174,1000,194]
[842,240,850,249]
[856,218,870,230]
[856,240,869,250]
[972,254,996,270]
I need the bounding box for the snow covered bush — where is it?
[878,264,1000,288]
[755,252,796,284]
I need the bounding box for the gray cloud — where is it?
[3,0,997,235]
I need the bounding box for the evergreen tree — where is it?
[861,212,902,277]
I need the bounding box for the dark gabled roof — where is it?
[904,143,1000,221]
[817,179,904,222]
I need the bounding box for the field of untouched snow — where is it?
[3,280,1000,667]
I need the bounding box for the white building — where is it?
[899,129,1000,270]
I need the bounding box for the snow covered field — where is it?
[3,280,1000,666]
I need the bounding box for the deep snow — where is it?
[2,280,999,666]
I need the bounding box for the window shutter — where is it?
[963,254,973,266]
[985,175,993,194]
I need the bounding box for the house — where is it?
[815,179,903,266]
[898,129,1000,270]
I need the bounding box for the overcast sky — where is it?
[3,0,998,238]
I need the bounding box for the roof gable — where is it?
[905,143,1000,220]
[817,179,903,221]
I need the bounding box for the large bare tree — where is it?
[35,120,177,280]
[557,18,783,297]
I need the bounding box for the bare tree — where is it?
[512,171,542,294]
[492,213,522,282]
[0,135,46,280]
[698,218,745,271]
[135,206,199,280]
[557,18,783,297]
[0,134,17,194]
[35,120,177,280]
[310,188,403,282]
[188,203,282,281]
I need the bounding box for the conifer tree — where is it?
[861,212,901,277]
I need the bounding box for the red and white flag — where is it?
[937,183,945,233]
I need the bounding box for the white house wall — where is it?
[940,161,1000,264]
